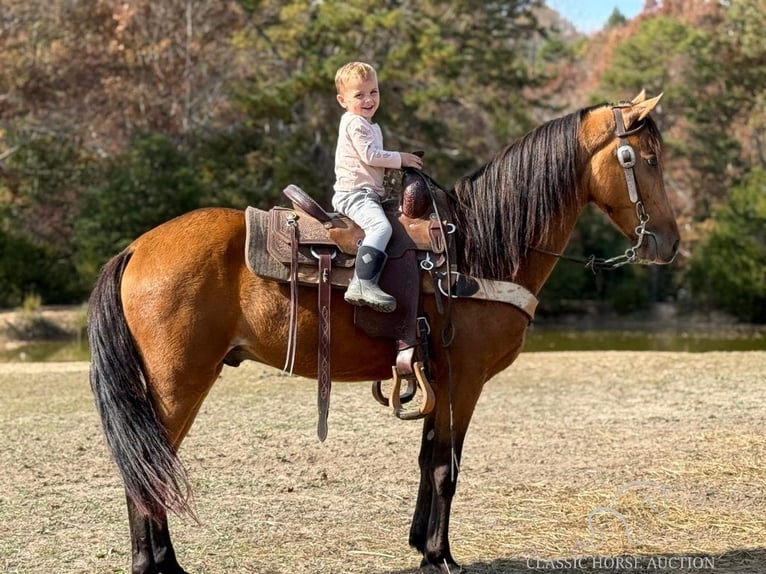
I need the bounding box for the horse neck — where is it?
[521,212,584,296]
[513,199,584,295]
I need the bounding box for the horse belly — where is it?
[239,276,397,382]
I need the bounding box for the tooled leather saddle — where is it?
[244,170,454,440]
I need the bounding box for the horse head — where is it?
[580,93,680,265]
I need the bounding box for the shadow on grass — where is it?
[389,548,766,573]
[5,314,71,341]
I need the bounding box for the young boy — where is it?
[332,61,423,313]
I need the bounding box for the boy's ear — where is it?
[336,93,346,109]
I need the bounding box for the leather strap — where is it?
[316,250,333,441]
[612,107,641,204]
[395,343,415,378]
[283,215,299,374]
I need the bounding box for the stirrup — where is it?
[371,378,417,407]
[389,362,435,420]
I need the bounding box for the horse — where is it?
[88,93,679,574]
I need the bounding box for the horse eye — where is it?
[646,155,658,167]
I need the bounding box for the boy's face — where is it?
[336,75,380,121]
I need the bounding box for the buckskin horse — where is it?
[88,93,679,573]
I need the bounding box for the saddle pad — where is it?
[245,206,353,288]
[245,207,289,280]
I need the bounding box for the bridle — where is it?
[531,103,656,272]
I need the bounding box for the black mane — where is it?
[452,108,584,279]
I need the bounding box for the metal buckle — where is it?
[437,271,461,298]
[310,247,337,260]
[416,316,431,336]
[617,144,636,168]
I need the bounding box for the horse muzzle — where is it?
[637,230,680,265]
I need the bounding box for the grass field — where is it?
[0,352,764,573]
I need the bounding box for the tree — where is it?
[600,16,704,114]
[73,133,202,283]
[605,8,627,30]
[0,128,92,304]
[689,168,766,323]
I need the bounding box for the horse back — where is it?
[128,207,247,264]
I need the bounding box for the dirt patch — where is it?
[0,352,764,573]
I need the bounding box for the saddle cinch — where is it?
[244,171,454,440]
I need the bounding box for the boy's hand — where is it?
[400,152,424,170]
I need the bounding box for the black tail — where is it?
[88,250,194,519]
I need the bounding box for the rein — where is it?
[530,103,655,273]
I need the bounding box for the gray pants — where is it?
[332,188,392,252]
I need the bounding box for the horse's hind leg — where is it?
[124,364,221,574]
[127,496,189,574]
[150,513,185,573]
[122,262,228,572]
[127,494,156,574]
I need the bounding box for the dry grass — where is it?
[0,352,765,573]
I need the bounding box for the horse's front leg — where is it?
[127,495,189,574]
[420,435,463,572]
[409,414,436,553]
[411,378,483,573]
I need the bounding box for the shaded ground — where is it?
[0,352,764,573]
[0,306,87,346]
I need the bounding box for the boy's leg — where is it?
[345,245,396,312]
[337,191,396,312]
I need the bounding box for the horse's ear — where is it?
[631,89,647,104]
[623,93,663,127]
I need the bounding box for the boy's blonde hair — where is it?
[335,62,377,93]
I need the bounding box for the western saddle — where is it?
[245,170,453,440]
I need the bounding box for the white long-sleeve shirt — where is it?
[333,112,401,195]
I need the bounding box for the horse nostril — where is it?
[672,239,680,255]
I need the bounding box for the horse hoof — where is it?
[157,562,191,574]
[419,557,465,574]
